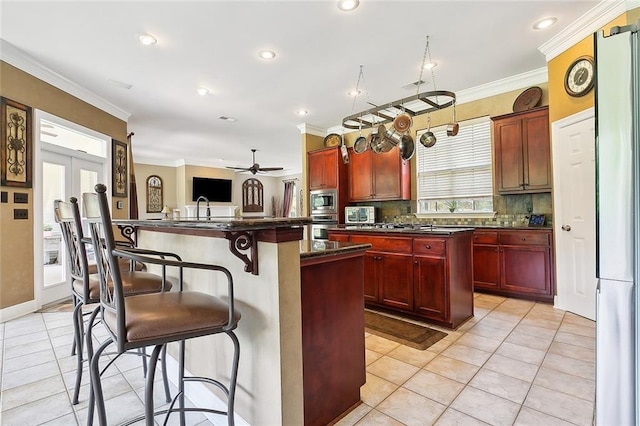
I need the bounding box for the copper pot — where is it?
[392,113,412,133]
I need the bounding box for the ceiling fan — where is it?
[227,149,284,175]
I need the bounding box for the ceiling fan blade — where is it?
[226,166,251,171]
[258,167,284,172]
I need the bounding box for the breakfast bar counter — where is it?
[114,218,370,425]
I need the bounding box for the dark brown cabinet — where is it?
[348,147,410,202]
[330,230,473,329]
[472,229,554,303]
[308,147,343,190]
[492,107,551,194]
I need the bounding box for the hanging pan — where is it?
[353,121,368,154]
[377,124,395,152]
[446,103,459,137]
[419,117,437,148]
[399,134,415,161]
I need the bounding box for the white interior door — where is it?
[552,108,597,320]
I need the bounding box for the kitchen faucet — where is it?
[196,196,210,220]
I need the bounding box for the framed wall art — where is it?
[112,139,128,197]
[1,97,33,187]
[146,175,163,213]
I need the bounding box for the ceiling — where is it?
[0,0,603,176]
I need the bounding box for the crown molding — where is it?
[539,0,627,61]
[296,123,326,136]
[455,67,548,105]
[0,38,131,121]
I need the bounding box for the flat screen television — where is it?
[192,177,233,202]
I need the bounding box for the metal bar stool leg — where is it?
[178,340,186,426]
[161,344,171,403]
[84,306,101,425]
[71,300,85,405]
[71,295,80,356]
[145,345,164,426]
[227,331,240,426]
[89,338,113,426]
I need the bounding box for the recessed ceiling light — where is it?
[423,61,438,70]
[337,0,359,11]
[138,33,157,46]
[259,50,276,60]
[348,89,361,96]
[197,87,210,96]
[533,17,557,30]
[219,116,237,122]
[296,109,309,116]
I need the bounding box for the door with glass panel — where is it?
[40,149,102,305]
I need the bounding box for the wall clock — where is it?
[564,56,595,97]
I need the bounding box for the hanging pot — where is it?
[420,131,437,148]
[353,135,368,154]
[377,124,395,152]
[392,113,412,134]
[446,103,459,136]
[399,134,415,161]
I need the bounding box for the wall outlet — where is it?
[14,192,28,203]
[14,209,28,219]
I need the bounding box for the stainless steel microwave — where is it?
[345,206,376,224]
[310,189,338,215]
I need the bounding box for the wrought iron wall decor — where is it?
[112,139,128,197]
[242,178,264,212]
[1,97,32,187]
[145,175,163,213]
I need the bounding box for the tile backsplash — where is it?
[354,192,553,227]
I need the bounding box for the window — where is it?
[146,175,163,213]
[416,116,493,214]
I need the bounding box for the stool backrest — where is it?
[83,184,127,348]
[54,197,92,302]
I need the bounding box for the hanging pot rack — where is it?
[341,90,456,130]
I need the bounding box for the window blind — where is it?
[416,116,492,200]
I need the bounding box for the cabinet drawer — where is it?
[499,231,550,246]
[413,238,446,256]
[350,235,413,254]
[473,231,498,245]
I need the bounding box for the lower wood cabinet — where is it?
[472,229,554,302]
[331,230,473,329]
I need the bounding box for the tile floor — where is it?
[0,293,596,425]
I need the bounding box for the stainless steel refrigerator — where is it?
[595,21,640,426]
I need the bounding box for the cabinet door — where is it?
[308,149,338,190]
[501,245,552,297]
[372,149,402,200]
[522,110,551,191]
[363,252,380,303]
[413,255,448,321]
[493,117,524,193]
[378,253,413,312]
[349,150,373,201]
[472,244,500,290]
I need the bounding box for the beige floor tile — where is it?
[495,341,546,365]
[553,331,595,350]
[1,360,60,391]
[3,330,50,349]
[562,313,595,328]
[365,335,400,355]
[474,299,502,310]
[485,310,526,323]
[519,316,562,330]
[39,412,81,426]
[367,356,419,385]
[434,408,490,425]
[469,368,531,404]
[403,370,465,405]
[514,406,576,426]
[467,322,512,341]
[0,391,73,426]
[426,338,454,354]
[75,372,136,410]
[450,386,520,426]
[533,367,595,402]
[365,349,384,366]
[3,322,46,339]
[513,323,557,340]
[483,354,540,382]
[455,333,503,352]
[441,343,492,367]
[548,341,595,363]
[360,373,399,407]
[504,329,553,352]
[334,403,372,426]
[386,345,436,368]
[1,375,67,411]
[541,353,595,380]
[355,409,405,426]
[424,355,480,384]
[524,384,594,425]
[47,324,76,338]
[473,306,491,319]
[4,339,52,360]
[2,348,56,373]
[498,298,535,310]
[76,390,146,426]
[557,323,595,339]
[377,387,446,426]
[477,316,518,332]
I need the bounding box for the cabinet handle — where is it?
[425,244,431,249]
[494,248,498,252]
[521,237,526,241]
[500,248,504,253]
[414,260,418,265]
[474,236,478,239]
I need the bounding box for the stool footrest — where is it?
[184,375,230,397]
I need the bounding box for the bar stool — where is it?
[54,197,174,406]
[84,184,241,426]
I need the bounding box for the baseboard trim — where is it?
[163,349,249,426]
[0,300,37,323]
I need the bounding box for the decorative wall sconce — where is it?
[112,139,128,197]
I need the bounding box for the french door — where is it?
[38,146,104,306]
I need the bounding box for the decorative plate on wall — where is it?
[513,86,542,112]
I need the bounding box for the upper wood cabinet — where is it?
[348,147,410,202]
[492,106,551,194]
[308,147,344,190]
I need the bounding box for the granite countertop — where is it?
[115,216,312,231]
[331,224,474,235]
[299,240,372,259]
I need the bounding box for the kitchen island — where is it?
[114,218,370,426]
[328,225,474,329]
